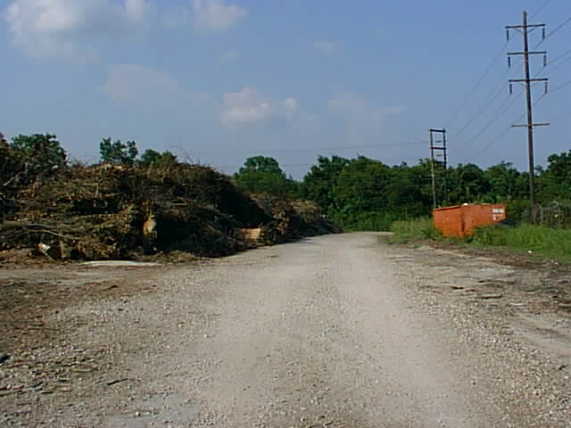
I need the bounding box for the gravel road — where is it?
[1,233,570,427]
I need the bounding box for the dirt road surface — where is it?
[1,233,570,427]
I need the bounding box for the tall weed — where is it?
[471,224,571,260]
[389,218,441,243]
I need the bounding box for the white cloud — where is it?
[3,0,150,59]
[125,0,148,23]
[221,88,298,127]
[220,49,240,63]
[3,0,245,60]
[103,64,182,105]
[329,92,405,119]
[282,97,298,119]
[328,92,405,140]
[313,40,338,56]
[192,0,247,32]
[221,88,272,126]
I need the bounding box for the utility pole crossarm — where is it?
[506,24,545,29]
[507,51,547,56]
[512,123,550,128]
[506,20,546,42]
[509,78,548,82]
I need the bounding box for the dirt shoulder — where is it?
[386,236,571,383]
[0,260,175,353]
[400,237,571,316]
[0,258,184,422]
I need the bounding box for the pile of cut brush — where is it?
[0,163,337,261]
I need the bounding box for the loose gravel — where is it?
[1,233,569,427]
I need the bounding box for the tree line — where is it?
[1,132,570,230]
[234,153,571,230]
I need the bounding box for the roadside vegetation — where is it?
[232,151,571,231]
[389,218,440,243]
[470,224,571,262]
[232,148,571,262]
[390,217,571,263]
[1,131,570,261]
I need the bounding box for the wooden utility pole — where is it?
[429,128,447,209]
[506,11,549,218]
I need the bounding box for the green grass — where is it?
[470,224,571,261]
[389,217,571,263]
[389,218,441,243]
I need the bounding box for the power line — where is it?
[217,152,433,172]
[252,141,427,154]
[541,50,571,75]
[531,0,553,18]
[471,122,519,161]
[550,78,571,93]
[443,12,553,140]
[215,162,314,170]
[457,70,538,149]
[461,91,522,147]
[471,89,549,160]
[451,79,510,139]
[545,15,571,39]
[535,15,571,47]
[527,47,570,83]
[447,9,569,131]
[447,45,522,138]
[447,13,549,141]
[548,48,571,66]
[210,141,431,171]
[444,42,509,129]
[533,91,548,105]
[191,140,426,156]
[442,8,562,171]
[440,43,527,161]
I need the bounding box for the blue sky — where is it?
[1,0,569,177]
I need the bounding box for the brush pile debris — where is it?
[0,163,336,261]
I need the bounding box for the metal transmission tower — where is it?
[429,128,448,209]
[506,11,549,215]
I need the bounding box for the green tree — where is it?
[331,157,399,230]
[10,133,67,175]
[140,149,178,167]
[240,156,283,175]
[386,163,431,217]
[484,161,525,202]
[234,156,296,195]
[302,155,350,215]
[540,150,571,200]
[99,138,138,165]
[408,159,443,208]
[334,157,391,213]
[447,163,490,204]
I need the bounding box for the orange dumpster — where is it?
[432,204,506,238]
